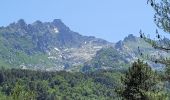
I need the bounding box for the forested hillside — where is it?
[0,62,169,100]
[0,68,124,100]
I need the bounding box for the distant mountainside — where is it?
[0,19,112,70]
[0,19,168,72]
[82,34,168,72]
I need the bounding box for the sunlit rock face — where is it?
[0,19,112,71]
[0,19,168,72]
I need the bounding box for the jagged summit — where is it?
[124,34,138,42]
[0,19,111,70]
[0,19,167,72]
[6,19,69,33]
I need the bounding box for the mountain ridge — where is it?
[0,19,112,71]
[0,19,168,72]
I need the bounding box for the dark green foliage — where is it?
[0,68,123,100]
[0,64,168,99]
[120,60,166,100]
[145,0,170,98]
[147,0,170,33]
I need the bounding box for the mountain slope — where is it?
[0,19,112,70]
[82,47,127,72]
[0,19,168,72]
[82,34,168,72]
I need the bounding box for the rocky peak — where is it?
[51,19,70,32]
[124,34,137,42]
[17,19,27,26]
[52,19,63,24]
[115,40,124,50]
[7,19,27,31]
[32,20,43,26]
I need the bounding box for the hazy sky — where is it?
[0,0,163,42]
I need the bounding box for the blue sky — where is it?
[0,0,162,42]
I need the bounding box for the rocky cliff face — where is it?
[82,34,169,72]
[0,19,168,72]
[0,19,112,71]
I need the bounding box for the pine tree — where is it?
[121,59,166,100]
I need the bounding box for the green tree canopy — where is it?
[121,60,166,100]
